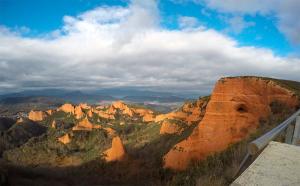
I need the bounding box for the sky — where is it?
[0,0,300,95]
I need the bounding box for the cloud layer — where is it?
[0,0,300,94]
[201,0,300,44]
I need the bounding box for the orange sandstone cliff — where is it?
[104,101,156,121]
[160,120,184,135]
[28,110,47,121]
[163,77,299,170]
[104,136,126,162]
[111,101,134,117]
[58,103,75,114]
[58,133,71,144]
[74,106,84,119]
[155,98,208,125]
[72,117,101,131]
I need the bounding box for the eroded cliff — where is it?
[163,77,299,170]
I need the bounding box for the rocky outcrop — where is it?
[87,109,93,117]
[46,109,53,115]
[155,98,207,125]
[164,77,299,170]
[160,120,184,135]
[106,106,117,115]
[182,98,208,124]
[103,136,126,162]
[104,127,117,137]
[28,110,47,121]
[142,113,155,122]
[103,101,156,121]
[74,106,84,119]
[58,133,71,144]
[133,108,155,122]
[95,110,115,120]
[96,105,106,110]
[155,112,187,123]
[51,120,56,128]
[111,101,134,116]
[72,117,101,131]
[58,103,75,114]
[79,103,90,110]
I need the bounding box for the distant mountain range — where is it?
[0,88,195,105]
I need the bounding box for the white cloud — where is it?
[0,0,300,94]
[225,16,255,34]
[201,0,300,44]
[178,16,200,29]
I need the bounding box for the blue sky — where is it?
[0,0,299,94]
[0,0,295,55]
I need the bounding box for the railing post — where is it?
[285,124,294,144]
[292,116,300,145]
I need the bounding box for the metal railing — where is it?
[248,109,300,155]
[235,108,300,178]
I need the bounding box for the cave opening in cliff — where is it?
[236,104,248,113]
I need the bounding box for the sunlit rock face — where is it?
[181,98,208,124]
[155,98,207,125]
[94,110,115,120]
[46,109,53,115]
[72,117,101,131]
[58,103,75,114]
[103,101,156,121]
[159,120,183,135]
[111,101,134,116]
[74,106,84,119]
[164,77,299,170]
[51,120,56,128]
[87,109,93,117]
[104,136,126,162]
[142,113,155,122]
[79,103,90,110]
[58,133,71,144]
[133,108,155,122]
[28,110,47,121]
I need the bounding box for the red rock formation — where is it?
[160,120,183,135]
[96,105,105,110]
[133,108,155,122]
[58,103,75,114]
[74,106,84,119]
[111,101,134,116]
[95,110,115,120]
[51,120,56,128]
[46,109,53,115]
[104,127,117,137]
[72,117,101,131]
[58,133,71,144]
[106,106,117,115]
[95,101,156,121]
[104,136,126,162]
[155,97,208,125]
[182,98,208,124]
[79,103,90,110]
[164,77,299,170]
[28,110,47,121]
[142,113,155,122]
[155,112,187,123]
[87,109,93,118]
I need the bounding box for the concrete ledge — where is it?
[232,141,300,186]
